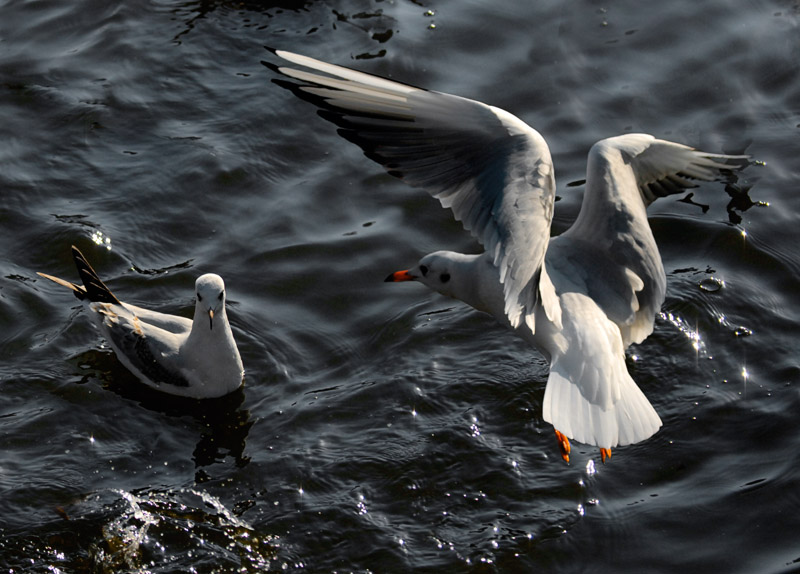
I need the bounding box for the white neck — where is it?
[439,252,508,323]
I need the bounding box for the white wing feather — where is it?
[270,50,561,331]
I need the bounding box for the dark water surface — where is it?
[2,0,799,571]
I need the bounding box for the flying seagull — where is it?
[266,49,748,462]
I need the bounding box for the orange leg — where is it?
[600,448,612,463]
[554,429,571,463]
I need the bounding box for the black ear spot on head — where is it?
[440,273,450,284]
[419,264,428,277]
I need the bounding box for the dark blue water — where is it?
[2,0,799,572]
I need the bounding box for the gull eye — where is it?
[197,293,203,302]
[218,291,224,301]
[440,273,450,284]
[419,264,428,276]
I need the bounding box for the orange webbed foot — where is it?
[554,429,571,463]
[600,448,612,463]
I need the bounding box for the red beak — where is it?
[384,269,416,282]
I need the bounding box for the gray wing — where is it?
[565,134,749,344]
[122,303,193,335]
[604,134,750,206]
[267,50,559,331]
[93,303,191,389]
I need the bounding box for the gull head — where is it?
[384,251,458,298]
[195,273,227,330]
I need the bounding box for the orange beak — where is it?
[384,269,416,282]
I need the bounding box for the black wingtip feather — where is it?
[71,246,122,305]
[261,59,282,75]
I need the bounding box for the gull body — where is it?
[39,246,244,399]
[268,50,748,460]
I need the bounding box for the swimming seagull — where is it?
[38,246,244,399]
[266,49,749,462]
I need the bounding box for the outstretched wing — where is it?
[604,134,750,206]
[565,134,749,344]
[266,50,560,331]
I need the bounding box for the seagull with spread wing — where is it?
[266,49,748,462]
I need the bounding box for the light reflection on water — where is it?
[661,310,708,357]
[92,488,280,572]
[1,487,281,573]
